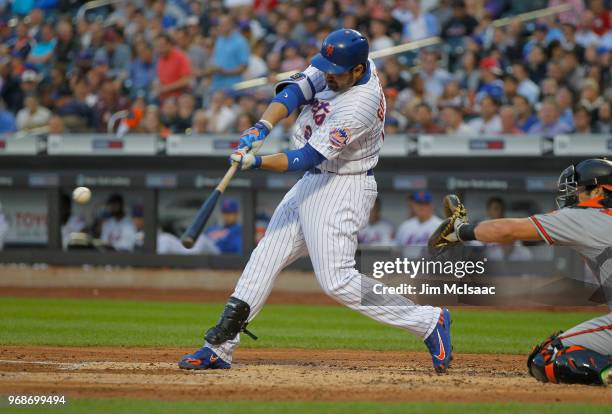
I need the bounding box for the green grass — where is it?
[2,400,611,414]
[0,296,600,354]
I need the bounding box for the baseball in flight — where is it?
[72,186,91,204]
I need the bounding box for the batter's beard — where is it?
[327,81,339,91]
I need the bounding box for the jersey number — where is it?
[311,99,331,125]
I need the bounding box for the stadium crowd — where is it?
[0,0,609,138]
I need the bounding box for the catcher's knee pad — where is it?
[205,297,257,345]
[528,332,612,386]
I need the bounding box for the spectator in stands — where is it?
[589,0,610,36]
[101,193,137,252]
[561,24,585,60]
[455,50,480,92]
[175,23,207,80]
[595,101,611,134]
[476,57,504,102]
[579,78,605,125]
[205,90,237,133]
[384,58,410,92]
[400,0,439,42]
[409,103,445,134]
[190,109,208,135]
[20,70,42,103]
[129,41,156,100]
[512,95,539,133]
[12,0,35,17]
[93,78,130,132]
[140,105,168,136]
[16,94,51,131]
[236,113,256,134]
[10,20,32,60]
[205,199,242,255]
[419,50,451,105]
[437,79,467,109]
[0,99,16,133]
[528,97,572,136]
[280,41,306,73]
[541,77,559,99]
[27,23,56,75]
[573,105,593,134]
[499,105,522,134]
[57,76,95,131]
[556,87,576,130]
[47,115,65,134]
[441,0,478,40]
[244,40,269,81]
[441,104,474,135]
[559,51,585,92]
[369,19,394,54]
[54,17,78,66]
[208,15,250,92]
[159,96,178,132]
[576,11,600,48]
[359,198,394,246]
[511,62,540,105]
[526,44,548,85]
[395,191,442,257]
[502,74,519,105]
[175,93,195,133]
[27,8,44,41]
[154,33,192,102]
[469,95,502,135]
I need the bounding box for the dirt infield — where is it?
[1,346,611,404]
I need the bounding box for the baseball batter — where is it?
[430,158,612,385]
[179,29,452,374]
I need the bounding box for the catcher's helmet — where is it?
[311,28,369,75]
[556,158,612,208]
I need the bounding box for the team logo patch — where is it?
[290,72,306,81]
[325,44,334,57]
[329,128,351,149]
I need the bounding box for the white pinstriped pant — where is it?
[207,171,440,362]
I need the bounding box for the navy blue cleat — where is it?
[178,346,231,370]
[424,308,452,374]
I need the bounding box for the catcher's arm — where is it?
[474,219,542,244]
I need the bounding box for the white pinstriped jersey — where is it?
[205,60,440,363]
[276,60,386,174]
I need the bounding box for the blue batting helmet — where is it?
[311,28,369,75]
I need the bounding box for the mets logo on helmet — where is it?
[329,128,351,149]
[325,44,334,57]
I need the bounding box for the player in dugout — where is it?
[429,158,612,386]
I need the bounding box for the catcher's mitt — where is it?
[427,195,468,256]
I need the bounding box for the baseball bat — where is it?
[181,162,240,248]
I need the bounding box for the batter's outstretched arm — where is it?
[236,84,307,153]
[259,102,289,128]
[233,143,326,173]
[472,218,543,244]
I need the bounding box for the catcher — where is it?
[429,158,612,386]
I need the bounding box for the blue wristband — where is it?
[284,143,326,172]
[253,155,262,169]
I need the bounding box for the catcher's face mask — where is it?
[556,164,579,208]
